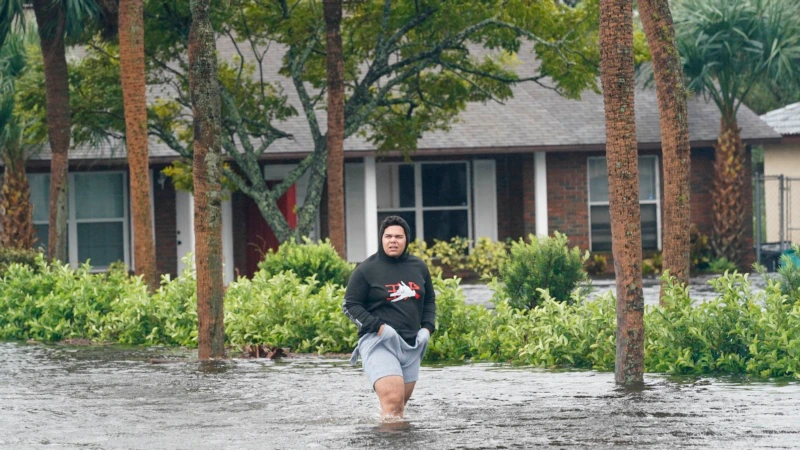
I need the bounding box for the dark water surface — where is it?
[1,342,799,449]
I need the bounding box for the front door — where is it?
[244,182,296,277]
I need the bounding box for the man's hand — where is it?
[378,324,385,336]
[417,327,430,345]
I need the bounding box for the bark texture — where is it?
[189,0,225,359]
[0,156,37,249]
[711,118,746,266]
[119,0,158,292]
[324,0,346,258]
[599,0,645,386]
[638,0,692,300]
[32,0,70,263]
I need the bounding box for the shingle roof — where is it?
[761,102,800,136]
[31,39,781,162]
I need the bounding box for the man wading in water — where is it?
[343,215,437,420]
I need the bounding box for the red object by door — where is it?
[244,182,296,277]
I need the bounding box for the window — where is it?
[588,156,661,251]
[376,161,471,245]
[29,171,130,270]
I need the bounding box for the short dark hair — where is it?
[379,215,410,240]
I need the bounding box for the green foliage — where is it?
[772,245,800,304]
[690,225,713,272]
[0,247,39,276]
[4,256,800,378]
[706,257,738,274]
[675,0,800,122]
[642,252,663,277]
[257,237,355,288]
[499,232,589,308]
[469,237,509,278]
[225,270,357,353]
[407,237,509,279]
[584,253,608,276]
[24,0,604,244]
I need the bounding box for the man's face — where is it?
[382,225,407,257]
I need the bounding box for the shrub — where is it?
[407,240,441,277]
[706,257,738,274]
[0,247,39,276]
[690,225,713,272]
[584,253,608,276]
[225,270,357,353]
[642,252,662,277]
[468,237,508,278]
[257,237,354,288]
[763,245,800,304]
[499,232,589,309]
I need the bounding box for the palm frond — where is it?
[0,0,26,49]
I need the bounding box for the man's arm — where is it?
[421,267,436,334]
[342,269,385,335]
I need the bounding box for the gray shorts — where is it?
[350,325,429,386]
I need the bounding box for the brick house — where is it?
[13,43,780,281]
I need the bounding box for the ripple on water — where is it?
[1,342,800,449]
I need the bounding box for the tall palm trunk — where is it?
[639,0,691,300]
[189,0,225,359]
[119,0,157,292]
[324,0,345,258]
[0,156,36,249]
[32,0,70,263]
[711,116,745,265]
[599,0,644,386]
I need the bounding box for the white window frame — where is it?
[587,155,662,251]
[376,160,473,244]
[28,171,130,271]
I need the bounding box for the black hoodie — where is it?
[342,217,436,345]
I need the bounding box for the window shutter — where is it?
[345,163,366,262]
[472,160,498,241]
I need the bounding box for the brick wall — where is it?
[690,148,714,236]
[493,148,740,262]
[545,152,591,250]
[152,170,177,278]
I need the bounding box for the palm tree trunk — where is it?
[599,0,644,386]
[324,0,346,258]
[638,0,691,301]
[711,116,746,266]
[189,0,225,359]
[119,0,158,292]
[32,0,70,264]
[0,156,37,250]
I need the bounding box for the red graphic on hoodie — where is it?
[385,281,421,302]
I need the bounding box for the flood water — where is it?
[2,342,799,449]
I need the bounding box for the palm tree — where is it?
[675,0,800,266]
[600,0,645,386]
[638,0,691,300]
[0,25,39,250]
[0,0,99,263]
[119,0,157,292]
[189,0,225,360]
[324,0,345,258]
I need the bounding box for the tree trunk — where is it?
[324,0,346,258]
[638,0,692,301]
[0,156,37,250]
[32,0,70,264]
[119,0,158,292]
[711,117,746,267]
[599,0,645,386]
[189,0,225,359]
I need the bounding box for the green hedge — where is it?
[2,255,800,379]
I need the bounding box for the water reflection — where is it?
[1,342,799,450]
